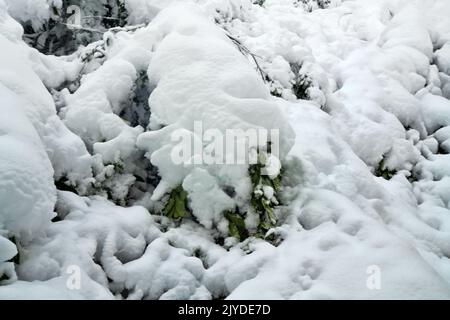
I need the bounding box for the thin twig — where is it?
[225,32,267,83]
[59,22,145,34]
[60,23,104,34]
[81,16,121,21]
[109,24,146,33]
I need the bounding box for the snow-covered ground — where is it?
[1,0,450,299]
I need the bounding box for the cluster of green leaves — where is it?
[224,211,249,240]
[0,273,8,283]
[55,177,78,194]
[253,0,266,7]
[290,63,313,100]
[255,0,331,11]
[56,157,146,208]
[294,0,331,10]
[264,75,284,98]
[103,0,128,29]
[225,152,283,241]
[163,186,190,220]
[0,237,19,284]
[22,0,129,55]
[374,158,397,180]
[160,186,250,240]
[316,0,331,9]
[22,3,77,55]
[161,150,283,242]
[120,71,151,128]
[270,89,283,98]
[249,161,282,236]
[266,63,315,100]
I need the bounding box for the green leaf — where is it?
[225,211,248,240]
[163,186,189,220]
[375,157,397,180]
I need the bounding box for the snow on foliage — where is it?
[1,0,450,299]
[135,4,294,235]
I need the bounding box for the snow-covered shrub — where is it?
[0,236,17,284]
[263,60,327,106]
[119,71,151,128]
[206,0,252,24]
[214,147,284,240]
[1,1,105,234]
[1,0,450,300]
[136,4,294,239]
[290,63,313,100]
[0,84,56,241]
[53,26,159,205]
[374,157,397,180]
[103,0,128,29]
[5,0,131,55]
[248,151,283,236]
[253,0,265,7]
[162,186,189,220]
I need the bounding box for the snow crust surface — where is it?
[1,0,450,299]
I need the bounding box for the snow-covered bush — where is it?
[136,4,294,239]
[0,84,56,240]
[253,0,265,7]
[0,236,17,284]
[4,0,131,55]
[1,0,450,300]
[294,0,331,11]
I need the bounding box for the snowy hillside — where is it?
[1,0,450,299]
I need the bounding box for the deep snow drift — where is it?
[1,0,450,299]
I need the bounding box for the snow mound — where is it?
[136,4,294,229]
[0,83,55,240]
[1,0,450,300]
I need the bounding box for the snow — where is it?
[420,93,450,134]
[0,83,56,240]
[135,4,294,231]
[3,0,55,31]
[182,169,236,231]
[435,43,450,75]
[124,0,173,25]
[1,0,450,300]
[0,236,16,263]
[228,222,450,299]
[0,277,113,300]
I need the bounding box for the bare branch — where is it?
[225,32,267,83]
